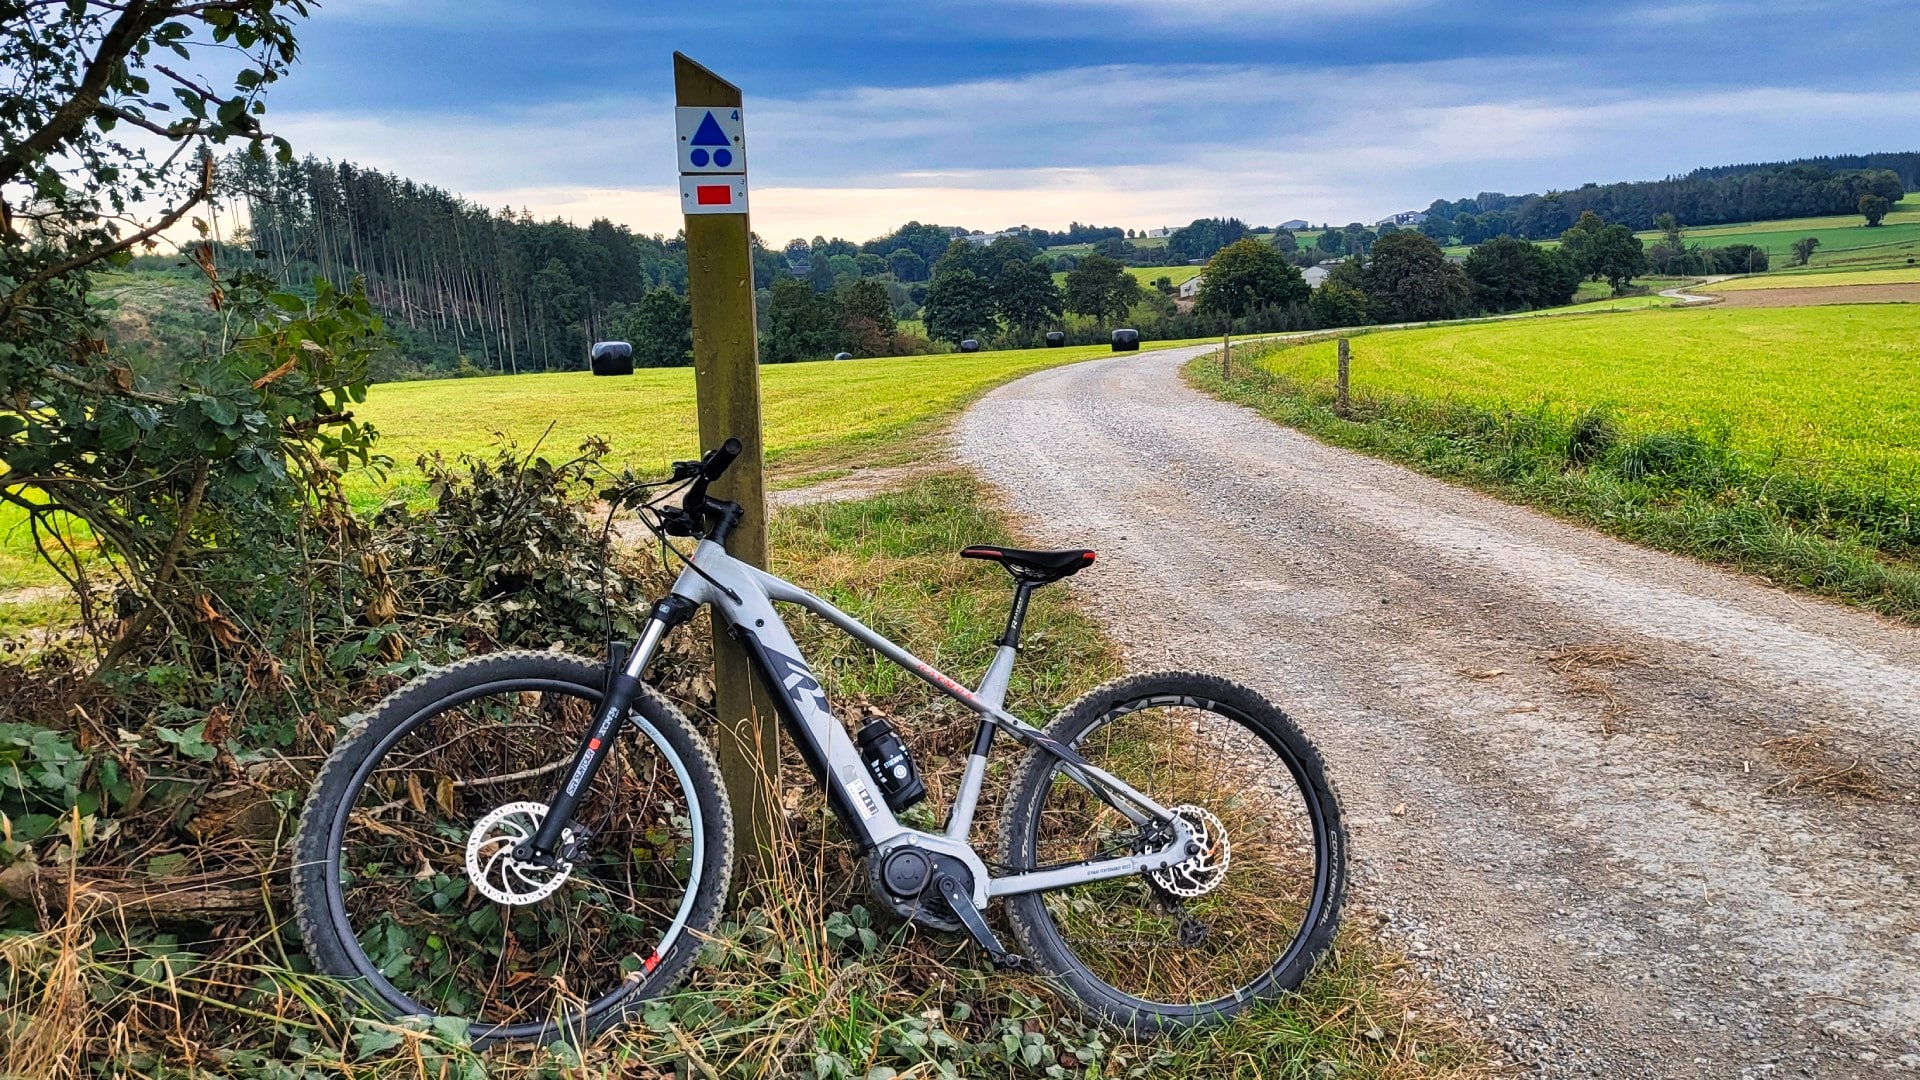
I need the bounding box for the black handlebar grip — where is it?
[701,437,743,481]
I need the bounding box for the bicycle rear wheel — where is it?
[291,650,732,1045]
[998,671,1345,1033]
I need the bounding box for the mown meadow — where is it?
[352,339,1205,490]
[1706,266,1920,290]
[1193,304,1920,619]
[0,340,1207,592]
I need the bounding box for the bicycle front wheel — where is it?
[291,650,733,1045]
[998,671,1346,1033]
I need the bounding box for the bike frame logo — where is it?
[765,648,832,728]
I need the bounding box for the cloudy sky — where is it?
[262,0,1919,244]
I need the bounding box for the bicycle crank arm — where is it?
[934,873,1029,971]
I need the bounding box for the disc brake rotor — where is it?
[1149,804,1231,898]
[464,801,575,906]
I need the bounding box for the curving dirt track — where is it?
[957,343,1920,1078]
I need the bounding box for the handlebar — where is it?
[668,437,746,544]
[701,437,742,481]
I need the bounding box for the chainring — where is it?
[464,801,576,906]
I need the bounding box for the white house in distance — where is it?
[1181,265,1330,304]
[1280,218,1309,230]
[1143,226,1172,238]
[1373,210,1429,228]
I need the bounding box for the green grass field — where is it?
[1247,305,1920,480]
[1199,303,1920,618]
[1049,264,1204,288]
[2,340,1213,591]
[353,340,1196,488]
[1706,265,1920,290]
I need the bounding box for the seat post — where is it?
[951,579,1032,842]
[997,580,1035,650]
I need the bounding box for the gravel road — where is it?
[957,343,1920,1078]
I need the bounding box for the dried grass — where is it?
[1544,644,1638,736]
[1762,728,1889,801]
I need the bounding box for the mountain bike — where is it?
[292,438,1346,1045]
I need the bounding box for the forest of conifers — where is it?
[220,151,1913,378]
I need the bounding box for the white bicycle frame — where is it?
[621,538,1195,911]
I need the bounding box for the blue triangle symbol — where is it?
[690,111,731,147]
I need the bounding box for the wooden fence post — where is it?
[1221,332,1232,379]
[1336,337,1351,416]
[676,52,779,874]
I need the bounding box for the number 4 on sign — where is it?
[676,106,745,174]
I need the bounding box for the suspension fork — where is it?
[517,595,699,861]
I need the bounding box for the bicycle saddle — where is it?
[959,545,1096,584]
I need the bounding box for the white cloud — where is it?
[268,61,1920,243]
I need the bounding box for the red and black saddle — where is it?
[959,545,1096,585]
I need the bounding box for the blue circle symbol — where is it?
[713,148,733,168]
[690,148,710,167]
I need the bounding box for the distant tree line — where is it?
[224,148,1896,377]
[226,154,785,375]
[1686,151,1920,189]
[1416,158,1907,243]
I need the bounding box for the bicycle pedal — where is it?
[987,950,1034,973]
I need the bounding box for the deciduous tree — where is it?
[1196,238,1308,318]
[608,287,691,367]
[993,258,1064,336]
[1360,232,1475,323]
[1859,193,1891,227]
[1,0,392,663]
[1309,279,1370,328]
[1464,236,1580,312]
[923,268,997,343]
[1062,253,1139,324]
[764,278,838,362]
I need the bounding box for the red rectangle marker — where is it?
[696,184,732,205]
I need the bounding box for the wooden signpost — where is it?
[675,52,778,867]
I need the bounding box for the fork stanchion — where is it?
[677,52,780,876]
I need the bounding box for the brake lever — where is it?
[669,460,702,481]
[657,506,700,537]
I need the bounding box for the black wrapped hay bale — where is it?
[833,351,853,361]
[1045,331,1066,348]
[1111,328,1140,352]
[590,340,634,376]
[959,339,981,353]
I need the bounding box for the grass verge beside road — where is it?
[1190,306,1920,621]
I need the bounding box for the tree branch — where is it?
[97,102,202,141]
[0,0,165,188]
[1,152,214,317]
[0,863,270,922]
[40,366,182,407]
